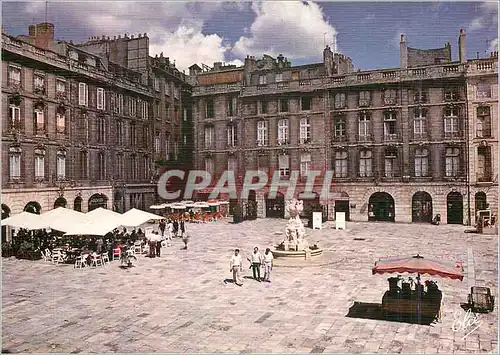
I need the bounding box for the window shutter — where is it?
[78,83,85,105]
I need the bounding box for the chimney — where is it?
[323,45,334,76]
[213,62,222,71]
[400,34,407,69]
[30,22,55,50]
[29,25,36,37]
[458,28,466,63]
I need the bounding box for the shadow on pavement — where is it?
[346,301,434,325]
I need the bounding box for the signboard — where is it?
[312,212,322,230]
[335,212,346,230]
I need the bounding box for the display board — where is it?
[335,212,346,230]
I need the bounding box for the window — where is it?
[384,149,397,178]
[445,147,460,177]
[384,111,397,138]
[130,155,138,180]
[291,71,299,80]
[33,74,45,93]
[164,82,170,96]
[358,113,370,140]
[259,100,268,115]
[444,107,459,137]
[334,93,346,109]
[228,156,237,173]
[359,150,372,177]
[116,154,124,179]
[227,97,237,117]
[129,98,137,116]
[476,83,491,99]
[96,117,106,143]
[174,106,179,121]
[301,96,312,111]
[165,134,171,159]
[300,153,311,176]
[56,108,66,134]
[183,135,187,145]
[257,155,268,173]
[227,124,237,147]
[9,104,20,129]
[116,121,123,145]
[414,89,427,103]
[477,146,492,181]
[384,89,397,105]
[259,75,267,85]
[56,154,66,180]
[155,131,160,154]
[34,107,45,134]
[334,118,346,139]
[206,100,214,118]
[204,126,214,149]
[334,151,348,178]
[34,155,45,179]
[277,119,289,144]
[154,77,160,91]
[130,123,136,146]
[142,101,148,119]
[444,88,459,102]
[117,94,124,114]
[56,79,66,95]
[278,154,290,177]
[183,108,187,121]
[279,99,288,113]
[275,73,283,83]
[299,118,311,143]
[78,82,88,106]
[80,151,88,179]
[174,141,180,161]
[257,121,268,146]
[97,152,106,180]
[205,158,214,174]
[414,148,429,177]
[476,107,491,138]
[97,88,105,110]
[359,91,371,107]
[9,154,21,179]
[8,65,21,86]
[413,108,427,136]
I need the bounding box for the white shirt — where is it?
[263,252,273,263]
[250,251,262,263]
[230,254,242,267]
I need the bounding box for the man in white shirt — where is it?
[263,248,274,282]
[229,249,243,286]
[247,246,262,282]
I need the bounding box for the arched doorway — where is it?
[447,192,463,224]
[88,193,108,212]
[298,191,320,217]
[54,197,67,209]
[335,192,350,221]
[74,196,83,212]
[412,192,433,223]
[368,192,395,222]
[265,192,285,218]
[24,201,41,214]
[245,191,257,220]
[2,204,11,243]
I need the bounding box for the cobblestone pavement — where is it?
[2,219,498,353]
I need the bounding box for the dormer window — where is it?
[33,74,45,93]
[259,75,267,85]
[275,73,283,83]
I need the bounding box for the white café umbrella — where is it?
[149,204,164,210]
[39,207,88,232]
[1,211,48,230]
[120,208,165,228]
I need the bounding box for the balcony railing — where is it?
[332,135,348,142]
[444,131,462,139]
[357,134,373,143]
[384,134,399,142]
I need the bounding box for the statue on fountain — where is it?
[282,199,310,251]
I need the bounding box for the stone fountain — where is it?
[274,199,323,260]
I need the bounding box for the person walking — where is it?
[180,219,186,237]
[263,248,274,282]
[155,232,162,257]
[230,249,243,286]
[247,246,262,281]
[173,219,179,237]
[159,220,166,237]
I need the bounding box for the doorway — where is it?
[368,192,395,222]
[265,192,285,218]
[412,192,433,223]
[335,192,350,221]
[447,192,463,224]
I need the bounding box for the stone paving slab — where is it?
[2,219,498,353]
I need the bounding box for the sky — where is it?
[2,1,498,72]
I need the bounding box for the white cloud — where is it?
[468,1,498,32]
[232,1,337,60]
[489,38,498,52]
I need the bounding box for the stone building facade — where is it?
[190,29,497,224]
[1,22,190,225]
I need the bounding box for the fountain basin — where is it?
[273,248,323,259]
